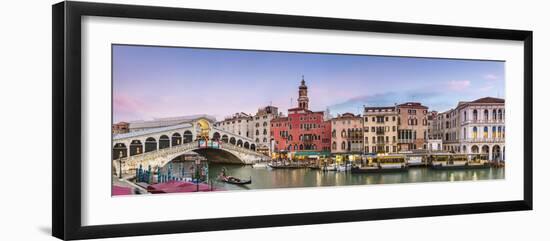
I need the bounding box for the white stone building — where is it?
[431,97,505,161]
[214,112,253,139]
[251,106,279,153]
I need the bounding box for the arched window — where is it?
[263,122,267,127]
[144,137,157,153]
[299,144,304,150]
[263,137,267,143]
[341,130,346,138]
[473,127,478,139]
[183,130,193,143]
[471,145,479,153]
[463,128,466,139]
[484,109,489,120]
[171,133,182,146]
[492,109,497,120]
[212,132,221,141]
[483,126,488,139]
[492,126,497,138]
[332,130,336,137]
[113,143,127,159]
[498,126,502,138]
[463,111,467,122]
[159,135,170,149]
[332,142,337,150]
[473,110,478,121]
[341,141,346,150]
[498,109,503,121]
[256,130,259,135]
[129,140,142,156]
[263,129,267,135]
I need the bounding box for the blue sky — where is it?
[113,45,505,122]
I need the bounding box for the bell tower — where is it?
[297,75,309,110]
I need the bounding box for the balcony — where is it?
[463,138,505,143]
[461,119,504,125]
[398,139,413,144]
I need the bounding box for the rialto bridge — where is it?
[112,118,269,176]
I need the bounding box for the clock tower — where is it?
[298,76,309,110]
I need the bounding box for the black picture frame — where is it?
[52,1,533,240]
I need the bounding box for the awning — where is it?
[294,151,331,157]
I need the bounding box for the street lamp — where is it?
[195,158,201,192]
[118,151,123,179]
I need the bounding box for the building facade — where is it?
[430,97,505,161]
[270,77,332,158]
[251,105,279,154]
[363,106,399,154]
[331,113,364,162]
[396,102,429,151]
[215,112,253,138]
[112,122,129,134]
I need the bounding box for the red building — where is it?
[270,78,332,158]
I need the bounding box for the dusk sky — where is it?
[113,45,505,123]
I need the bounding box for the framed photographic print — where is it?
[52,1,533,240]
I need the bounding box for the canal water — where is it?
[162,162,504,191]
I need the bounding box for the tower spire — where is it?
[298,75,309,110]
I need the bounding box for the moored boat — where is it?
[322,163,338,171]
[337,163,352,172]
[406,156,425,167]
[429,154,490,170]
[352,154,408,173]
[268,163,309,169]
[252,162,268,168]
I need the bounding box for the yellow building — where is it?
[363,106,399,154]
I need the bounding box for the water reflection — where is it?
[161,162,504,191]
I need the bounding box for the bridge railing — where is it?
[117,141,199,162]
[114,140,267,162]
[220,143,266,156]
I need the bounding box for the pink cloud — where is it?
[114,93,146,114]
[484,74,499,80]
[447,80,471,91]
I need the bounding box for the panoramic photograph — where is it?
[111,44,506,196]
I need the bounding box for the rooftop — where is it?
[364,106,396,112]
[127,114,216,129]
[114,123,193,140]
[396,102,428,109]
[470,97,505,104]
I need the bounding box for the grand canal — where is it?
[161,162,505,192]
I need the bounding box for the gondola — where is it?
[220,175,252,185]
